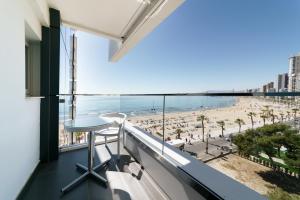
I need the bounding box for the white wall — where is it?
[0,0,48,199]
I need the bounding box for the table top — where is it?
[64,117,113,132]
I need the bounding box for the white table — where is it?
[61,117,113,194]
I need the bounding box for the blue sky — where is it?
[76,0,300,94]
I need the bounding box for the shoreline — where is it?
[127,97,239,118]
[59,96,237,119]
[127,102,237,118]
[127,97,290,141]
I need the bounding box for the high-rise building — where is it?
[276,73,288,92]
[277,74,282,91]
[267,82,274,92]
[262,85,267,92]
[288,53,300,92]
[284,73,289,89]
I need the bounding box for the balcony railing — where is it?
[59,92,300,149]
[57,92,300,199]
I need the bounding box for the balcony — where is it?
[18,94,287,200]
[18,141,168,200]
[19,124,265,200]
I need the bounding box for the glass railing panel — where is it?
[59,94,121,148]
[120,95,165,153]
[163,95,236,146]
[163,95,300,147]
[162,94,300,199]
[59,26,74,95]
[59,95,72,147]
[58,93,300,199]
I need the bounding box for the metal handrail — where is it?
[57,92,300,96]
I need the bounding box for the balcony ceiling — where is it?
[47,0,185,61]
[47,0,146,39]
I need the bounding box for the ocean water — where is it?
[59,96,236,119]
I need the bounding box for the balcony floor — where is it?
[19,142,167,200]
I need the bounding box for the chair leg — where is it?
[117,134,120,160]
[122,126,125,146]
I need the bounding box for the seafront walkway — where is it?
[182,120,293,162]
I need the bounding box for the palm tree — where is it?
[247,112,256,129]
[279,113,284,122]
[287,111,291,121]
[234,118,245,133]
[269,113,277,124]
[197,115,209,142]
[292,108,299,122]
[217,120,225,137]
[261,109,270,122]
[175,128,183,139]
[260,114,268,126]
[205,132,209,154]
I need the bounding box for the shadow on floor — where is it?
[18,143,135,200]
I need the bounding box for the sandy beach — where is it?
[128,97,292,141]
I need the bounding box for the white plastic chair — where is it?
[95,113,127,159]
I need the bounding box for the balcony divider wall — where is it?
[40,8,61,162]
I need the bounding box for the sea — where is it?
[59,96,237,120]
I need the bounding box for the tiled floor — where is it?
[19,142,165,200]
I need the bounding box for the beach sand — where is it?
[128,97,291,141]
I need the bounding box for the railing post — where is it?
[162,95,165,155]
